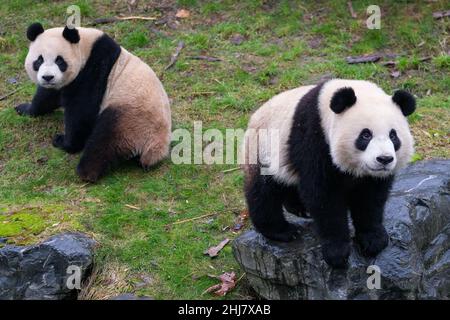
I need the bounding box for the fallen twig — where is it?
[90,16,157,25]
[346,54,381,64]
[222,167,240,173]
[187,55,222,62]
[166,212,217,226]
[125,204,141,210]
[0,87,23,101]
[165,41,185,70]
[433,10,450,19]
[347,1,357,19]
[419,56,432,62]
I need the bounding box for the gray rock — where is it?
[0,232,96,300]
[233,160,450,299]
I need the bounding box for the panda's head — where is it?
[24,23,82,89]
[319,80,416,178]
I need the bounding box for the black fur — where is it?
[55,56,68,72]
[15,86,60,116]
[245,165,302,242]
[392,90,416,116]
[16,33,121,181]
[62,26,80,44]
[355,128,372,151]
[330,87,356,114]
[27,23,44,41]
[32,55,43,71]
[246,82,393,268]
[77,108,122,182]
[389,129,401,151]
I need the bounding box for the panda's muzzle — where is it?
[376,155,394,166]
[42,75,54,82]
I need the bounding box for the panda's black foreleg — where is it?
[245,168,301,242]
[350,178,392,257]
[52,103,97,154]
[76,108,120,182]
[309,197,351,269]
[15,86,60,116]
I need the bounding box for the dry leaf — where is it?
[205,272,236,296]
[390,70,401,78]
[176,9,190,18]
[204,238,230,258]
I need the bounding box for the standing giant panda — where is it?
[243,79,416,268]
[16,23,171,182]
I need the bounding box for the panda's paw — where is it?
[322,240,350,269]
[76,163,101,183]
[356,227,389,257]
[260,223,301,242]
[52,134,66,150]
[15,103,32,116]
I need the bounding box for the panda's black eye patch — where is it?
[55,55,68,72]
[33,55,44,71]
[355,128,372,151]
[390,129,401,151]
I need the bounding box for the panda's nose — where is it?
[376,156,394,165]
[42,75,54,82]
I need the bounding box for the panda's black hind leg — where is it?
[282,186,308,217]
[76,108,121,182]
[245,167,301,242]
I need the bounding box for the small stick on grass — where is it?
[347,1,357,19]
[166,212,217,226]
[0,87,23,101]
[91,16,157,25]
[125,204,141,210]
[187,55,222,62]
[222,167,240,173]
[165,41,185,70]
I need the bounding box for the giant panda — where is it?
[242,79,416,268]
[16,23,171,182]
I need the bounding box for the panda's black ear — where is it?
[63,26,80,44]
[392,90,416,116]
[330,87,357,114]
[27,23,44,41]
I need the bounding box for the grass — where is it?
[0,0,449,299]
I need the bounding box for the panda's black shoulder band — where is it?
[392,90,416,116]
[330,87,357,114]
[63,26,80,44]
[27,23,44,41]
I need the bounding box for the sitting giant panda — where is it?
[16,23,171,182]
[243,79,416,268]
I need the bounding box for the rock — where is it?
[109,293,153,300]
[233,160,450,299]
[0,232,96,300]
